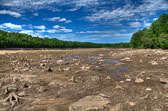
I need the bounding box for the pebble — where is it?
[125,78,131,82]
[39,86,46,92]
[145,88,152,91]
[63,67,70,71]
[135,78,144,83]
[160,57,167,60]
[150,61,158,65]
[121,57,131,61]
[146,77,151,80]
[160,78,168,84]
[129,102,136,106]
[120,81,124,83]
[106,76,111,80]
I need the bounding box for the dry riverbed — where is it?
[0,48,168,111]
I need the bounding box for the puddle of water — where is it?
[103,59,120,65]
[110,66,129,75]
[62,57,71,60]
[88,59,99,62]
[73,56,82,59]
[112,77,125,81]
[0,69,8,73]
[88,55,99,58]
[50,58,55,61]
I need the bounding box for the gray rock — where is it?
[69,94,111,111]
[160,78,168,84]
[39,86,46,92]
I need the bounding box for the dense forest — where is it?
[130,13,168,49]
[0,30,130,48]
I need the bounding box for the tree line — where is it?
[0,30,130,48]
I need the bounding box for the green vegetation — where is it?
[130,13,168,49]
[0,30,130,48]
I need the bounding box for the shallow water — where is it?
[110,66,129,75]
[73,56,82,58]
[103,59,120,65]
[62,57,71,60]
[88,59,99,62]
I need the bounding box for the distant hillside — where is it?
[0,30,130,48]
[130,13,168,49]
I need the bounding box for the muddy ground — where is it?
[0,48,168,111]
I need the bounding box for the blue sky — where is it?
[0,0,168,43]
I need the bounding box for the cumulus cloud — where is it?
[34,25,46,30]
[77,30,125,34]
[1,23,23,30]
[20,30,34,34]
[44,17,60,22]
[58,18,67,22]
[46,29,60,33]
[60,28,73,33]
[44,17,72,23]
[36,27,73,34]
[0,10,22,18]
[0,25,6,29]
[53,25,60,29]
[130,22,141,28]
[33,13,39,16]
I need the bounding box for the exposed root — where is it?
[0,92,37,111]
[0,92,19,111]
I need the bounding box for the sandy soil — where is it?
[0,48,168,111]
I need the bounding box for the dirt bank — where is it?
[0,48,168,111]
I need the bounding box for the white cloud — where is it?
[36,30,46,33]
[77,30,125,34]
[33,13,39,16]
[0,25,6,29]
[82,32,133,39]
[115,33,133,37]
[1,23,23,30]
[44,17,72,23]
[0,0,100,11]
[144,23,152,27]
[60,28,73,33]
[34,25,46,30]
[58,18,66,22]
[44,17,60,22]
[0,10,22,18]
[153,18,158,21]
[46,29,60,33]
[85,0,168,22]
[130,22,141,28]
[65,20,72,23]
[20,30,44,37]
[20,30,34,34]
[53,25,60,29]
